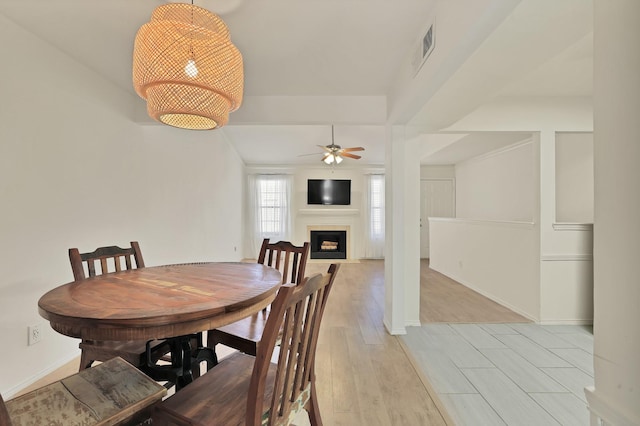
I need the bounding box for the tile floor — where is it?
[401,323,593,426]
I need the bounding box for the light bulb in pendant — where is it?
[185,59,198,78]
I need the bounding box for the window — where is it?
[247,175,292,256]
[257,177,288,236]
[363,174,385,258]
[369,175,385,238]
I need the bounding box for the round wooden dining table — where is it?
[38,262,282,389]
[39,262,282,341]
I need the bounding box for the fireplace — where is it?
[310,230,347,259]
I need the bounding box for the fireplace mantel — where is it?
[298,208,359,216]
[297,208,360,259]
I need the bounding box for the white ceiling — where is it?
[225,125,386,166]
[418,132,534,165]
[0,0,593,167]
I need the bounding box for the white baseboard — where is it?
[585,386,639,426]
[383,319,407,335]
[405,319,422,327]
[540,254,593,261]
[538,319,593,326]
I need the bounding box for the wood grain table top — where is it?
[38,262,282,341]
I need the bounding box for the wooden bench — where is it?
[1,357,166,426]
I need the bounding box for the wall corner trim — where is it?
[585,386,639,426]
[429,217,535,229]
[552,223,593,231]
[540,254,593,262]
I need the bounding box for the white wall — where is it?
[555,132,594,223]
[429,132,594,323]
[538,130,594,325]
[429,140,540,320]
[540,256,593,323]
[587,2,640,424]
[137,127,245,266]
[455,141,534,222]
[434,106,594,324]
[429,218,539,320]
[420,165,455,179]
[0,14,245,397]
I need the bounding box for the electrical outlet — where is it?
[28,324,42,346]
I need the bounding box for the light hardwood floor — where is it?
[17,260,448,425]
[304,261,448,425]
[420,259,529,324]
[17,260,532,424]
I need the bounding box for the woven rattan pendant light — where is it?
[133,3,243,130]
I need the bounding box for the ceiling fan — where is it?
[317,126,365,164]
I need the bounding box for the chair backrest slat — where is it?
[294,289,319,393]
[257,239,309,286]
[246,263,339,425]
[69,241,145,281]
[87,259,96,277]
[100,257,110,275]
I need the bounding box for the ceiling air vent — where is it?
[412,21,435,76]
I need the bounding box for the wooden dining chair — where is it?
[207,239,310,357]
[69,242,215,390]
[153,264,340,426]
[69,241,172,372]
[1,357,166,426]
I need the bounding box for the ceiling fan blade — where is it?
[341,152,361,160]
[341,146,365,152]
[321,153,332,161]
[317,144,333,153]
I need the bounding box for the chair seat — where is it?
[208,310,269,356]
[207,239,310,361]
[4,357,166,426]
[79,339,169,367]
[156,266,339,426]
[153,352,277,425]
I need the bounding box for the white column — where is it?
[384,126,421,334]
[384,125,404,334]
[403,133,421,327]
[538,129,555,324]
[586,1,640,425]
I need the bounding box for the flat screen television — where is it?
[307,179,351,205]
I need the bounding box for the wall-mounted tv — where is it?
[307,179,351,205]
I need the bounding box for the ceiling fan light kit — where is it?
[323,153,343,165]
[319,126,364,165]
[132,3,243,130]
